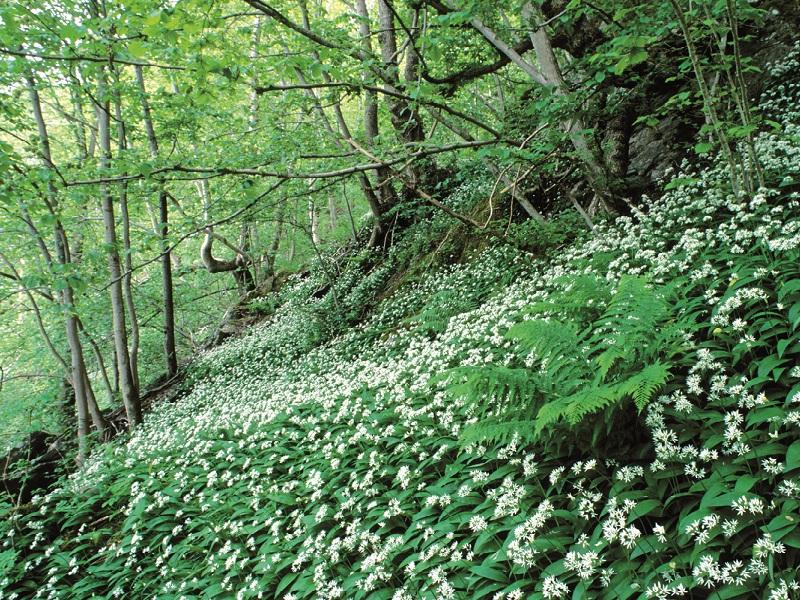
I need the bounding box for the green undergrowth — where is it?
[3,50,800,600]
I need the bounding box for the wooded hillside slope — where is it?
[2,0,800,598]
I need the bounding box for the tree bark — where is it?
[296,0,387,244]
[460,2,616,204]
[327,194,337,230]
[521,3,611,202]
[113,75,140,391]
[135,65,178,377]
[96,65,141,428]
[355,0,398,213]
[308,199,320,246]
[377,0,426,148]
[197,179,255,294]
[264,198,286,278]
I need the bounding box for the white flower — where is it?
[542,575,569,599]
[653,523,667,543]
[468,515,487,533]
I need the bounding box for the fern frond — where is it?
[508,318,583,373]
[561,387,620,426]
[460,419,538,446]
[596,345,626,380]
[617,362,671,411]
[440,365,535,420]
[534,362,671,431]
[534,396,581,432]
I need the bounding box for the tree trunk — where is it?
[248,17,263,132]
[521,3,610,202]
[26,70,106,458]
[264,199,286,278]
[96,66,141,428]
[377,0,426,146]
[135,65,178,378]
[287,232,296,263]
[197,180,255,294]
[113,80,140,391]
[328,194,337,230]
[65,309,90,462]
[464,4,617,205]
[342,182,359,243]
[355,0,397,243]
[82,366,107,435]
[79,319,115,406]
[293,0,387,244]
[308,199,320,246]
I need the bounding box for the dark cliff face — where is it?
[744,2,800,99]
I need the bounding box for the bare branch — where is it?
[1,48,186,71]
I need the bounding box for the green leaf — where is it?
[469,564,508,583]
[694,142,713,155]
[143,11,161,26]
[128,40,146,59]
[787,441,800,472]
[757,355,786,379]
[627,499,661,522]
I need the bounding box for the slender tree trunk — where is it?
[667,0,741,195]
[111,347,120,395]
[82,367,106,434]
[135,65,178,377]
[248,17,263,132]
[342,182,359,242]
[264,199,286,278]
[308,199,320,245]
[293,0,386,244]
[79,319,115,405]
[354,0,397,243]
[463,4,615,204]
[377,0,426,146]
[65,304,90,462]
[113,78,140,390]
[26,70,105,458]
[69,87,89,263]
[68,70,88,161]
[96,66,141,428]
[287,233,296,263]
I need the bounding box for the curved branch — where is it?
[200,229,243,273]
[421,38,533,89]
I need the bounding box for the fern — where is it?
[619,363,671,411]
[533,362,671,433]
[460,419,538,446]
[438,365,535,420]
[596,345,626,379]
[444,275,693,447]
